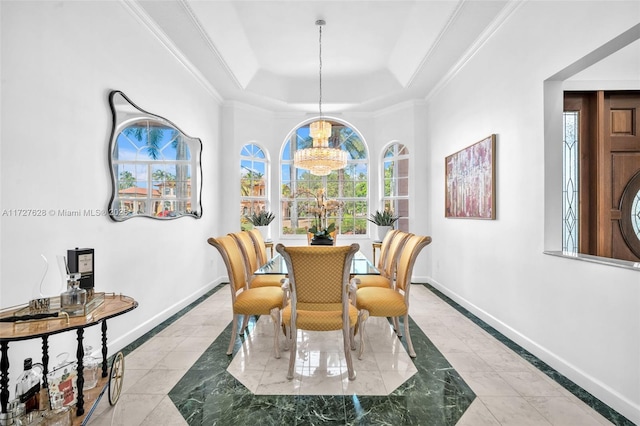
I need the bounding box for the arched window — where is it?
[382,142,409,231]
[281,120,368,236]
[240,143,269,230]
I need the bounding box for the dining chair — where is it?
[354,230,411,289]
[355,234,432,359]
[231,231,285,288]
[248,228,271,265]
[276,243,359,380]
[207,235,285,357]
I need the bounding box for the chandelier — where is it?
[294,19,348,176]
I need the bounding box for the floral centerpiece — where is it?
[297,188,343,244]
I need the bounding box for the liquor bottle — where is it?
[15,358,43,414]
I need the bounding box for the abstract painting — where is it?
[445,134,496,219]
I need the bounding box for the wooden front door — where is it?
[602,91,640,261]
[564,90,640,262]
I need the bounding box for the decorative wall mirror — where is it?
[107,90,203,221]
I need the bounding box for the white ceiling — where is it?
[131,1,638,113]
[133,0,512,112]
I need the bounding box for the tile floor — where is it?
[85,284,629,425]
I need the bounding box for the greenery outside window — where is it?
[382,143,409,231]
[281,121,368,236]
[240,143,269,230]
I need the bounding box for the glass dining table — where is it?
[255,250,379,276]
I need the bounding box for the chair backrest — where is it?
[247,228,268,265]
[230,231,260,277]
[277,244,358,307]
[207,236,248,295]
[395,235,432,294]
[376,229,400,269]
[381,231,412,278]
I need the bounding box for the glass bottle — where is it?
[60,274,86,315]
[15,358,43,414]
[82,346,99,390]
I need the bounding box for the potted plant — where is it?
[246,210,275,241]
[297,188,343,245]
[367,209,400,241]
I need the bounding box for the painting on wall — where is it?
[445,134,496,219]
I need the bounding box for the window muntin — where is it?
[281,121,368,236]
[240,143,268,230]
[382,143,409,232]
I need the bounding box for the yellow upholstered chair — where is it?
[354,230,412,289]
[356,234,432,359]
[276,243,359,380]
[207,235,285,357]
[248,228,271,265]
[231,231,285,288]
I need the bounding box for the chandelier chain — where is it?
[318,23,323,119]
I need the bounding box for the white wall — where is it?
[2,0,639,422]
[0,0,222,394]
[425,1,640,423]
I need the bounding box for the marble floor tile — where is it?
[497,370,565,397]
[480,396,553,425]
[462,371,520,397]
[89,393,165,426]
[125,368,188,395]
[98,283,629,426]
[139,396,188,426]
[456,399,502,426]
[525,396,606,426]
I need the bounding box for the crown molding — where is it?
[404,0,467,88]
[178,0,244,90]
[425,0,526,102]
[120,0,223,103]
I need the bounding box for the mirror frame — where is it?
[107,90,203,221]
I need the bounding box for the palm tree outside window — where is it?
[240,143,269,230]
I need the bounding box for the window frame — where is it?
[380,142,410,232]
[240,142,270,230]
[280,118,370,238]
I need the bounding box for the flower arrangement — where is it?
[297,188,343,239]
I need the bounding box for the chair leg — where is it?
[393,317,402,337]
[403,314,416,358]
[270,308,281,359]
[283,323,291,351]
[343,327,356,381]
[349,326,356,351]
[240,314,250,334]
[227,314,239,355]
[287,325,297,380]
[357,310,369,360]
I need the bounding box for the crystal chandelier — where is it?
[294,20,348,176]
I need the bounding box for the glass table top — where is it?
[255,251,379,275]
